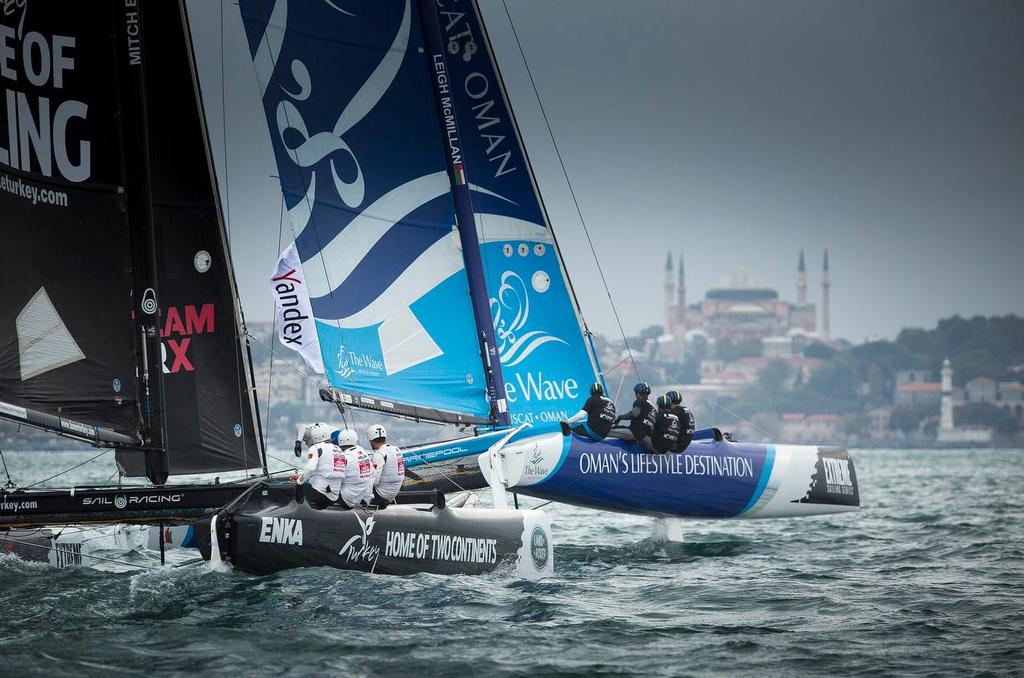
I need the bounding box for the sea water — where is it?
[1,448,1022,676]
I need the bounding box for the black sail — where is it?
[0,3,141,444]
[114,1,263,478]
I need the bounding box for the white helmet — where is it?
[302,422,332,446]
[367,424,387,442]
[334,428,358,448]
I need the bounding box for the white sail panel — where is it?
[17,288,86,381]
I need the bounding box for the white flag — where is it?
[269,243,324,374]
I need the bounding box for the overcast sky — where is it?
[188,0,1024,344]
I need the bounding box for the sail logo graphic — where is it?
[248,1,476,380]
[490,271,567,368]
[338,512,379,564]
[258,517,304,546]
[157,303,215,374]
[822,457,854,496]
[0,8,94,183]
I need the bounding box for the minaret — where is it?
[677,253,686,333]
[797,249,807,305]
[940,358,954,432]
[821,249,831,340]
[664,252,675,336]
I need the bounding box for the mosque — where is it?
[663,250,831,345]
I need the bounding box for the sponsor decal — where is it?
[258,517,304,546]
[53,541,82,568]
[794,449,859,506]
[523,446,549,478]
[0,497,38,512]
[0,400,27,420]
[270,243,324,373]
[530,527,548,570]
[158,303,215,374]
[81,493,183,508]
[332,453,347,472]
[0,171,69,206]
[491,271,568,369]
[338,513,379,564]
[577,450,755,478]
[0,7,93,184]
[384,530,497,565]
[60,418,96,438]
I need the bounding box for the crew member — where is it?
[366,423,405,508]
[650,395,682,453]
[666,389,696,452]
[332,428,375,509]
[290,422,348,510]
[561,382,616,441]
[614,382,658,452]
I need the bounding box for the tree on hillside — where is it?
[716,338,763,362]
[955,402,1021,433]
[759,360,792,393]
[889,407,926,434]
[809,361,859,400]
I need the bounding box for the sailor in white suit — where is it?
[366,424,406,508]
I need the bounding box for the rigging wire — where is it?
[500,0,640,381]
[0,447,15,489]
[23,450,111,490]
[263,193,286,454]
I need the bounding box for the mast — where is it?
[472,0,604,386]
[417,1,509,426]
[115,0,170,484]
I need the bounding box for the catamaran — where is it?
[235,0,860,534]
[0,0,552,578]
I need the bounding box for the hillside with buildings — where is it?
[599,279,1024,447]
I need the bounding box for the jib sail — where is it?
[0,3,141,446]
[420,1,602,426]
[239,0,491,423]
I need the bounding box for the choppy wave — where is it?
[1,448,1023,676]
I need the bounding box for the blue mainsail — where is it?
[239,0,490,420]
[422,1,602,425]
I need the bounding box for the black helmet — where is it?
[667,389,682,405]
[590,382,604,396]
[633,382,651,396]
[656,394,672,408]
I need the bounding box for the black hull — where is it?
[0,484,249,529]
[197,485,552,578]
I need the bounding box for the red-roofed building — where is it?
[895,381,942,408]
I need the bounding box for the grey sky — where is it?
[188,0,1024,344]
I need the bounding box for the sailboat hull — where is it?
[196,485,552,578]
[490,433,859,520]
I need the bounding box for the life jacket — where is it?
[629,398,657,441]
[372,444,406,501]
[671,405,696,435]
[339,445,374,507]
[304,442,347,501]
[651,411,681,453]
[583,394,616,437]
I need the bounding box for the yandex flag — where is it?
[270,243,324,374]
